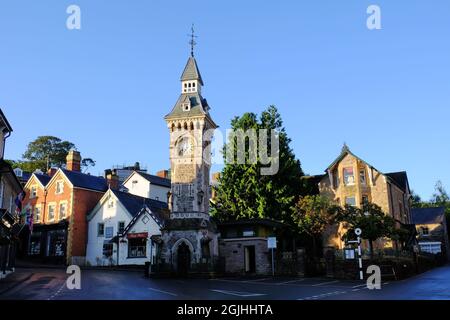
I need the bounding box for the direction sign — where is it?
[267,237,277,249]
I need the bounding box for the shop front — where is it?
[27,221,68,264]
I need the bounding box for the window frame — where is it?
[345,196,356,207]
[59,202,68,220]
[98,223,105,237]
[55,180,64,195]
[343,167,355,186]
[118,221,126,235]
[48,203,56,222]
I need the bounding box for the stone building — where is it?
[158,50,219,275]
[412,207,450,261]
[317,145,412,250]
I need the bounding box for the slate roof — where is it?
[385,171,409,193]
[111,189,168,225]
[136,172,171,188]
[34,173,51,186]
[164,92,210,120]
[61,169,108,192]
[411,207,446,225]
[180,56,203,85]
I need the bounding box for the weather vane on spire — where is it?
[189,24,197,57]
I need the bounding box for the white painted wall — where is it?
[123,172,169,203]
[86,191,162,266]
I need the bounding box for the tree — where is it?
[81,158,96,173]
[337,203,396,259]
[293,195,337,257]
[211,106,305,225]
[410,190,424,208]
[20,136,75,172]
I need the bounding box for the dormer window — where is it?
[14,168,23,177]
[182,103,191,111]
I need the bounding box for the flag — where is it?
[14,191,26,215]
[25,207,34,233]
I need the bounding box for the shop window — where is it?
[48,230,66,257]
[128,238,147,258]
[343,167,355,185]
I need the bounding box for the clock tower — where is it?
[159,44,219,275]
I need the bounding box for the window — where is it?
[30,186,37,199]
[189,184,194,197]
[359,169,366,185]
[345,197,356,206]
[105,227,114,239]
[419,242,441,254]
[98,223,105,237]
[56,181,64,194]
[59,203,67,220]
[103,243,113,258]
[107,199,114,209]
[421,227,429,236]
[142,215,150,225]
[128,238,147,258]
[362,195,369,205]
[14,168,23,177]
[118,221,125,234]
[48,204,56,221]
[343,167,355,185]
[243,229,256,237]
[34,206,41,223]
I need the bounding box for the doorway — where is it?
[244,246,256,274]
[177,242,191,276]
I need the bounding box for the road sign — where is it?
[267,237,277,249]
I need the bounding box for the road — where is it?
[1,264,450,300]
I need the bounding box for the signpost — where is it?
[347,228,363,280]
[267,237,277,277]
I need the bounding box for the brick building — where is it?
[22,150,109,265]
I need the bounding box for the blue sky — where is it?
[1,0,449,200]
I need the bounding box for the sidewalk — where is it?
[0,270,34,296]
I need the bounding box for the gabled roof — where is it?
[61,169,108,192]
[411,207,446,225]
[180,56,203,85]
[34,173,51,186]
[385,171,410,193]
[324,145,410,193]
[0,108,13,133]
[136,172,171,188]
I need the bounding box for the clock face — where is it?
[177,138,192,156]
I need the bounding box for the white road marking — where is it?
[277,279,306,285]
[352,284,367,289]
[211,289,267,297]
[245,278,270,283]
[312,280,339,287]
[148,288,178,297]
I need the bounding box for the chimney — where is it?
[156,170,170,179]
[47,168,58,177]
[105,169,120,190]
[66,150,81,172]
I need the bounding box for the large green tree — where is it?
[10,136,95,173]
[293,195,337,257]
[211,106,305,224]
[336,203,396,259]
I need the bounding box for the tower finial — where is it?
[189,24,197,57]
